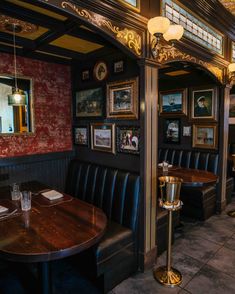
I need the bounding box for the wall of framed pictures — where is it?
[72,49,140,172]
[158,66,220,152]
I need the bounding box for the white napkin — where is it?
[41,190,63,200]
[158,163,173,168]
[0,205,9,213]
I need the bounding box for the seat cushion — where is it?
[95,221,133,264]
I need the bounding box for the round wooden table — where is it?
[158,166,218,187]
[0,184,107,294]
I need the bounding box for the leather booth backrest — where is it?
[158,148,219,174]
[65,160,140,232]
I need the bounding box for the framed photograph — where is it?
[74,126,88,146]
[163,119,180,144]
[229,94,235,124]
[106,78,138,119]
[76,87,103,118]
[191,88,217,121]
[116,126,140,154]
[113,60,124,73]
[183,126,191,137]
[91,123,115,153]
[192,124,217,149]
[81,69,89,81]
[159,88,187,116]
[117,0,140,12]
[93,61,108,81]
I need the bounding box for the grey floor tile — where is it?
[172,233,221,263]
[207,246,235,278]
[178,289,192,294]
[184,264,235,294]
[224,234,235,251]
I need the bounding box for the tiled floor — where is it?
[111,198,235,294]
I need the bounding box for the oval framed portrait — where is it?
[93,61,108,81]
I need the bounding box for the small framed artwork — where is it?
[93,61,108,82]
[74,126,88,146]
[76,87,103,118]
[163,119,180,144]
[191,87,217,121]
[81,69,89,81]
[113,60,124,73]
[117,0,140,12]
[192,124,217,149]
[106,78,138,119]
[183,126,191,137]
[229,94,235,124]
[91,123,115,153]
[159,88,187,116]
[116,126,140,154]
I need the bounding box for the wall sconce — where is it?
[228,63,235,84]
[147,16,184,58]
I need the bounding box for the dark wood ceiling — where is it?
[0,0,115,64]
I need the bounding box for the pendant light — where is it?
[7,23,26,106]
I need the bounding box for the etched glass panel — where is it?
[162,0,224,55]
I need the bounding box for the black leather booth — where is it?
[65,160,140,292]
[158,148,234,220]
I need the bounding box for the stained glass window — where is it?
[161,0,224,55]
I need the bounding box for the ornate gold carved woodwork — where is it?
[219,0,235,15]
[42,0,142,56]
[0,15,38,34]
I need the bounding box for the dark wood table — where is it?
[0,182,107,294]
[158,166,218,187]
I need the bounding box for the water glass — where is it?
[21,191,32,211]
[11,183,21,201]
[162,161,169,174]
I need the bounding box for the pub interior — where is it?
[0,0,235,293]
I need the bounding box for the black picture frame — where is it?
[163,118,181,144]
[116,126,140,154]
[113,60,124,74]
[81,69,90,81]
[74,126,89,146]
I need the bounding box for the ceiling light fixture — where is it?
[7,23,26,106]
[147,16,184,58]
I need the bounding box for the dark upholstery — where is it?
[158,148,233,220]
[65,160,140,292]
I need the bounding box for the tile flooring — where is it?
[111,198,235,294]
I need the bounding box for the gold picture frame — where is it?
[159,88,187,116]
[106,78,139,119]
[91,123,115,153]
[117,0,140,12]
[192,124,217,149]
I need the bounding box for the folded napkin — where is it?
[41,190,63,200]
[158,163,173,168]
[0,205,9,213]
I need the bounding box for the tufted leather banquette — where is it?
[65,160,140,292]
[158,148,234,220]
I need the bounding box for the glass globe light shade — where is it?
[163,24,184,42]
[228,63,235,73]
[147,16,170,36]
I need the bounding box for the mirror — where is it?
[0,75,33,134]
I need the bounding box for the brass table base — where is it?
[153,266,182,287]
[227,210,235,217]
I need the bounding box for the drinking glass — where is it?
[162,161,169,174]
[21,191,32,211]
[11,183,21,201]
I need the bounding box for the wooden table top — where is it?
[0,182,107,263]
[158,166,218,187]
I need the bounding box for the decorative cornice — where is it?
[42,0,142,56]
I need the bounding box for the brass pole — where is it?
[167,210,172,272]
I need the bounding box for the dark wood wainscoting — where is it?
[0,151,75,191]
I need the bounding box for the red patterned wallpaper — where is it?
[0,52,72,158]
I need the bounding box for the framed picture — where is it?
[163,119,180,144]
[191,87,217,121]
[81,69,89,81]
[229,94,235,124]
[93,61,108,81]
[76,87,103,118]
[74,126,88,146]
[159,88,187,116]
[113,60,124,73]
[106,78,138,119]
[117,0,140,11]
[116,126,140,154]
[192,124,217,149]
[91,123,115,153]
[183,126,191,137]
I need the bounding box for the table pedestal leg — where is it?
[39,262,53,294]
